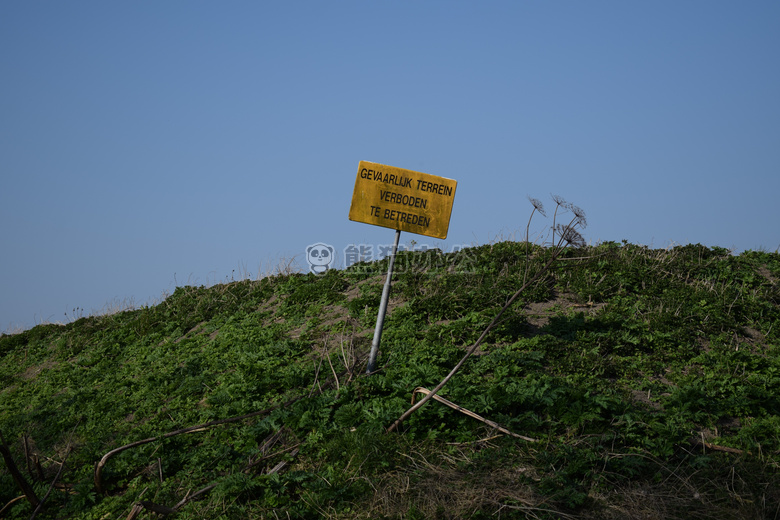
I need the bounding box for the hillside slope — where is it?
[1,242,780,519]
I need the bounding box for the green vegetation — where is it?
[2,236,780,518]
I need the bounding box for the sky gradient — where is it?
[2,1,779,332]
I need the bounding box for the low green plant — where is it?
[2,210,780,518]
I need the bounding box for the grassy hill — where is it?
[1,240,780,519]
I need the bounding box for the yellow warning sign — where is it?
[349,161,457,239]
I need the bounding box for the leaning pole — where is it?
[366,229,401,373]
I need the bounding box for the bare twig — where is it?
[266,447,300,475]
[411,388,536,442]
[172,484,218,511]
[524,197,546,285]
[495,501,578,520]
[309,351,325,397]
[124,438,302,516]
[95,400,297,493]
[29,446,72,519]
[339,324,356,384]
[125,500,177,519]
[244,443,300,473]
[0,430,39,509]
[22,435,32,480]
[323,336,341,395]
[0,496,26,517]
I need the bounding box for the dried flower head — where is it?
[567,204,587,228]
[551,194,567,207]
[568,204,585,219]
[556,224,586,248]
[527,196,547,217]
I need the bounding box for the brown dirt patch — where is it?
[20,360,57,380]
[316,304,352,330]
[630,388,662,410]
[344,275,385,303]
[522,292,605,330]
[256,293,280,312]
[758,265,777,284]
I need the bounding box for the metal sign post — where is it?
[366,229,401,374]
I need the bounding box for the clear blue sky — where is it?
[2,1,779,332]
